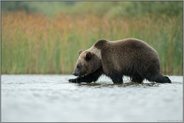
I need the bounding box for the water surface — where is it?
[2,75,183,122]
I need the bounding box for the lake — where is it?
[1,75,183,122]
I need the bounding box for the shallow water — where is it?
[1,75,183,122]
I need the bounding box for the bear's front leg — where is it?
[69,67,103,83]
[68,77,81,83]
[109,73,123,84]
[69,76,94,83]
[69,76,97,83]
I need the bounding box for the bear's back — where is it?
[100,38,160,76]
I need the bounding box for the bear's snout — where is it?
[73,68,80,76]
[73,72,79,76]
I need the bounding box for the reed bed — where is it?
[2,11,182,75]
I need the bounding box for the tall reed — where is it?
[2,12,182,75]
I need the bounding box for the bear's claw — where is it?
[68,78,80,83]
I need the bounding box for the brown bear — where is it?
[69,38,171,84]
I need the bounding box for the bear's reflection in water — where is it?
[77,82,159,88]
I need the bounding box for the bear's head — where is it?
[73,50,101,77]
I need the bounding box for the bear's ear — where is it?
[78,50,83,55]
[85,52,93,61]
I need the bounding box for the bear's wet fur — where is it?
[69,38,171,84]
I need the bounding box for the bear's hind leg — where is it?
[146,74,171,83]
